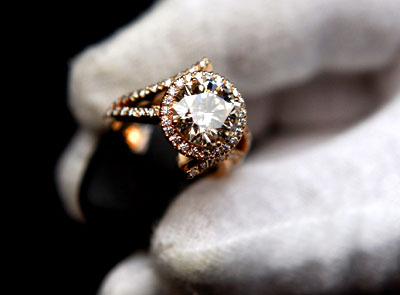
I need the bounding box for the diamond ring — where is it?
[106,58,251,178]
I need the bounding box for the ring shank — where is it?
[106,58,251,178]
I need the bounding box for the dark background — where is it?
[25,2,156,294]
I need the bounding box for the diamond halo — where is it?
[160,71,247,159]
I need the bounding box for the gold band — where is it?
[107,58,213,124]
[106,58,251,178]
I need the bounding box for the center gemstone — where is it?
[173,93,234,130]
[172,92,235,145]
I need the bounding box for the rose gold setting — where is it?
[106,58,251,178]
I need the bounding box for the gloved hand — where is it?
[57,0,400,294]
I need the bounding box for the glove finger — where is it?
[273,73,382,131]
[56,129,99,220]
[99,253,163,295]
[69,0,400,130]
[151,66,400,293]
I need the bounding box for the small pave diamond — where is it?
[164,96,173,105]
[120,107,129,116]
[223,143,230,151]
[161,116,171,125]
[161,106,169,114]
[176,79,184,87]
[163,126,174,135]
[138,108,146,116]
[147,108,155,116]
[238,118,247,126]
[168,87,178,95]
[128,108,136,116]
[164,79,172,87]
[188,169,198,178]
[200,161,207,169]
[180,143,189,152]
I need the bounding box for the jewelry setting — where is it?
[106,58,251,178]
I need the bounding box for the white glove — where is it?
[57,0,400,293]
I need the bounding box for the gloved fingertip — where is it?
[56,129,100,221]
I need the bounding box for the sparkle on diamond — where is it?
[166,72,245,151]
[172,92,235,145]
[173,93,234,130]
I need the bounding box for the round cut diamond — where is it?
[172,92,235,144]
[161,71,247,158]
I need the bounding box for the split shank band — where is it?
[106,58,251,178]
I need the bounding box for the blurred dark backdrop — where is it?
[26,2,155,294]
